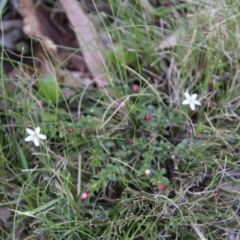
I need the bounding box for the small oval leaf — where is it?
[37,73,61,103]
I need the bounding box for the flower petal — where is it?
[26,128,34,135]
[25,136,33,142]
[38,134,47,140]
[184,92,190,100]
[189,103,196,111]
[182,99,189,105]
[194,100,201,106]
[191,93,198,100]
[33,137,40,147]
[35,127,41,134]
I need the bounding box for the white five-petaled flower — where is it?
[25,127,47,147]
[182,92,201,111]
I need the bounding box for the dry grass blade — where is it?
[60,0,107,87]
[77,153,82,196]
[158,34,177,50]
[191,223,207,240]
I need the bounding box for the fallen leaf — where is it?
[60,0,107,87]
[20,0,57,52]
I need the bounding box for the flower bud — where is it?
[144,114,152,121]
[127,138,133,144]
[132,84,140,92]
[158,184,165,191]
[81,192,88,200]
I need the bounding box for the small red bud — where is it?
[158,184,165,191]
[85,189,90,194]
[144,114,152,121]
[127,138,133,144]
[67,128,73,133]
[132,84,140,92]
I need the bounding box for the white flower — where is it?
[145,168,151,175]
[25,127,47,147]
[182,92,201,111]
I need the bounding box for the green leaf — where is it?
[108,45,137,65]
[13,198,61,218]
[37,73,61,103]
[17,143,30,179]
